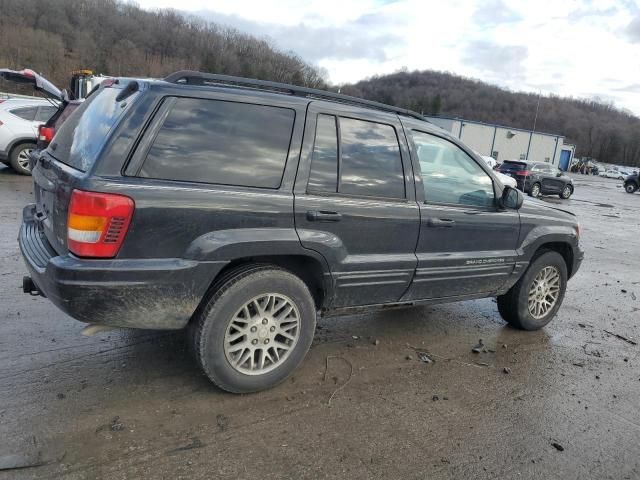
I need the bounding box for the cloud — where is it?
[472,0,522,26]
[462,41,528,79]
[188,9,405,62]
[613,83,640,93]
[626,15,640,42]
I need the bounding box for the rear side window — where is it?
[48,86,140,171]
[339,118,405,199]
[139,98,295,189]
[10,106,37,121]
[35,106,57,122]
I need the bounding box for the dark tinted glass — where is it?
[339,117,404,199]
[49,86,140,171]
[140,98,295,189]
[35,106,57,122]
[500,161,528,171]
[307,114,338,192]
[412,130,494,208]
[10,106,37,121]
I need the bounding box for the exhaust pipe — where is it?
[22,276,44,296]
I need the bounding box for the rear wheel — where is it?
[497,251,567,330]
[9,143,35,175]
[559,184,573,199]
[191,266,316,393]
[625,183,638,194]
[529,183,541,197]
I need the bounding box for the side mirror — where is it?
[501,186,523,210]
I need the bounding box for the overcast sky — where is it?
[135,0,640,115]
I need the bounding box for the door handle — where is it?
[306,210,342,222]
[427,218,455,228]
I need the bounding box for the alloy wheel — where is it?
[17,148,32,170]
[223,293,300,375]
[527,266,561,319]
[532,184,540,197]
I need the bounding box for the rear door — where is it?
[294,102,419,308]
[402,127,520,300]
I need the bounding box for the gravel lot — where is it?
[0,166,638,480]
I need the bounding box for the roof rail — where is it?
[163,70,426,121]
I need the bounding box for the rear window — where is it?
[48,86,139,172]
[139,98,295,189]
[500,161,527,171]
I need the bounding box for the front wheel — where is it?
[529,183,541,197]
[497,251,568,330]
[559,184,573,199]
[191,266,316,393]
[9,143,35,175]
[625,183,638,194]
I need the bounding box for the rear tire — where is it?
[529,183,541,197]
[559,184,573,199]
[497,251,567,330]
[9,143,35,175]
[191,266,316,393]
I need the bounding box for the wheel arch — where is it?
[532,241,575,277]
[8,137,37,156]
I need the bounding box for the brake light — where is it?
[516,170,530,176]
[67,190,134,258]
[20,69,35,78]
[38,125,55,143]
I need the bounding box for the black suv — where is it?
[19,72,583,393]
[499,160,574,199]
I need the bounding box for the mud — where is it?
[0,166,638,479]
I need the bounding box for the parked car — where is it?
[498,160,574,199]
[19,72,583,393]
[624,172,639,194]
[0,98,58,174]
[601,169,630,180]
[477,154,517,188]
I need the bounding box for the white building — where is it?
[425,116,576,171]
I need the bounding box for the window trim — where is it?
[127,95,296,190]
[410,128,497,210]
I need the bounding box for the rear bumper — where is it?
[19,204,226,330]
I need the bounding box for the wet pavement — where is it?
[0,166,638,479]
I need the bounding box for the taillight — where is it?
[516,170,530,176]
[38,125,55,143]
[67,190,134,258]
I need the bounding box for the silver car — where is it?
[0,98,58,174]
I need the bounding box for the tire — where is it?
[191,266,316,393]
[497,251,568,330]
[559,184,573,199]
[9,143,35,175]
[625,183,638,194]
[529,183,541,197]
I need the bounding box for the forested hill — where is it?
[340,70,640,167]
[0,0,325,91]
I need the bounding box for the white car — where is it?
[0,98,58,174]
[479,155,517,188]
[601,169,630,180]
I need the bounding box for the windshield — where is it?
[47,85,139,172]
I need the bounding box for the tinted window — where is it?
[35,106,57,122]
[10,106,37,121]
[49,86,140,171]
[339,117,404,199]
[308,114,338,192]
[500,161,528,171]
[412,131,495,208]
[140,98,295,189]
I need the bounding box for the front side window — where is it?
[140,98,295,188]
[412,130,495,208]
[339,117,405,199]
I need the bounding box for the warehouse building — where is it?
[425,116,576,170]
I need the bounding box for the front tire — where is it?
[497,251,568,330]
[191,266,316,393]
[9,143,35,175]
[529,183,541,197]
[625,183,638,194]
[559,184,573,199]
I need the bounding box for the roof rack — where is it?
[163,70,426,121]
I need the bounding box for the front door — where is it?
[401,126,520,301]
[294,102,420,308]
[539,164,565,193]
